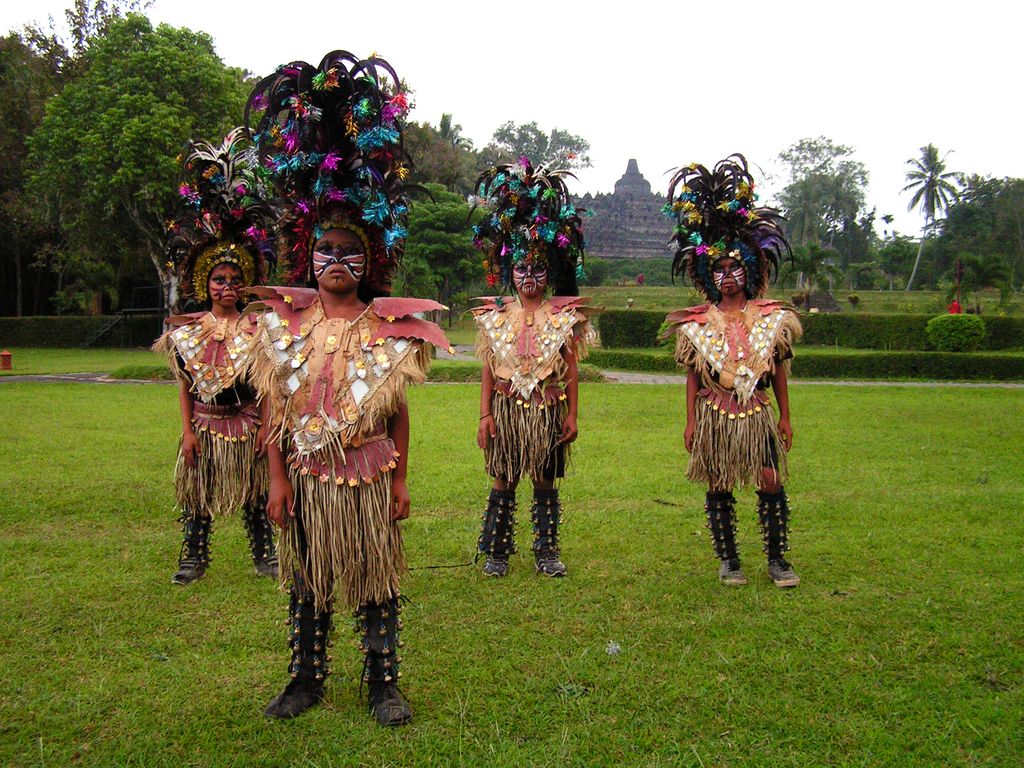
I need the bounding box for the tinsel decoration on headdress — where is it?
[166,127,276,302]
[470,157,587,295]
[664,154,790,302]
[245,50,412,297]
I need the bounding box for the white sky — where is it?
[5,0,1021,237]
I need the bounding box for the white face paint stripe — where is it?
[313,251,366,280]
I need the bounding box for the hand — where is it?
[684,421,695,453]
[477,415,496,450]
[181,431,201,467]
[559,413,578,444]
[255,424,269,457]
[777,417,794,450]
[267,474,294,530]
[391,477,411,521]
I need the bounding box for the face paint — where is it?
[512,261,548,292]
[711,263,746,289]
[313,245,366,281]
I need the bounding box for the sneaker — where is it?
[171,559,207,585]
[718,558,748,586]
[534,549,567,577]
[482,555,509,577]
[368,682,413,726]
[768,559,800,588]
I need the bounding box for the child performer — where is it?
[662,155,803,588]
[469,160,596,578]
[246,51,451,725]
[154,129,278,585]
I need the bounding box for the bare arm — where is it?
[177,378,201,466]
[684,369,698,452]
[477,363,497,450]
[770,364,794,450]
[389,401,411,520]
[559,345,579,443]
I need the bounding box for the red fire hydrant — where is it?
[0,349,11,370]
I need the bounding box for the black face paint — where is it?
[512,261,548,292]
[313,245,366,281]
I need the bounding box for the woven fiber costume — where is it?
[246,51,450,725]
[152,128,278,585]
[470,159,596,577]
[662,154,803,588]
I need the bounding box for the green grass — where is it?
[0,347,163,376]
[0,382,1021,766]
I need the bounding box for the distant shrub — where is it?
[847,294,860,308]
[926,314,986,352]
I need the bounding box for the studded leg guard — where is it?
[243,500,279,578]
[172,510,211,585]
[359,596,412,726]
[757,488,800,587]
[478,488,516,576]
[265,587,331,719]
[532,489,566,577]
[706,491,747,584]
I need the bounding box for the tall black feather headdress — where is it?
[245,50,412,298]
[664,154,789,301]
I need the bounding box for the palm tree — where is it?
[902,144,960,290]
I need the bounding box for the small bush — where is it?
[847,294,860,308]
[926,314,987,352]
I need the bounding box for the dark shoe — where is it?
[718,557,748,586]
[534,548,567,577]
[768,558,800,588]
[368,681,413,726]
[482,554,509,577]
[264,678,324,719]
[171,512,211,585]
[243,502,279,578]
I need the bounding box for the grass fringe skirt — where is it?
[485,391,568,482]
[687,395,787,490]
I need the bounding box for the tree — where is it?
[778,244,843,296]
[956,252,1010,304]
[26,14,248,311]
[399,184,486,324]
[902,143,960,290]
[877,235,917,290]
[777,137,868,247]
[404,119,478,194]
[480,121,591,171]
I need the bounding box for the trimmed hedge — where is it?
[926,314,986,352]
[588,348,1024,381]
[0,315,165,348]
[597,310,1024,351]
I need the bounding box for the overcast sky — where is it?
[5,0,1020,237]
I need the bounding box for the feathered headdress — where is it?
[166,127,276,302]
[470,158,587,295]
[664,154,790,301]
[245,50,412,298]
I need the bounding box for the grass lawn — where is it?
[0,347,163,376]
[0,382,1021,767]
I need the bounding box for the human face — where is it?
[512,258,548,300]
[313,228,366,295]
[711,256,746,295]
[208,262,245,308]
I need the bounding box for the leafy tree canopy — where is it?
[479,121,591,171]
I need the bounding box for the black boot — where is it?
[172,511,211,585]
[243,501,279,578]
[265,589,331,719]
[477,488,516,577]
[532,489,566,577]
[360,596,412,726]
[706,491,747,585]
[757,488,800,588]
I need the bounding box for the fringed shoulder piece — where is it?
[371,298,453,353]
[549,297,600,361]
[770,305,803,363]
